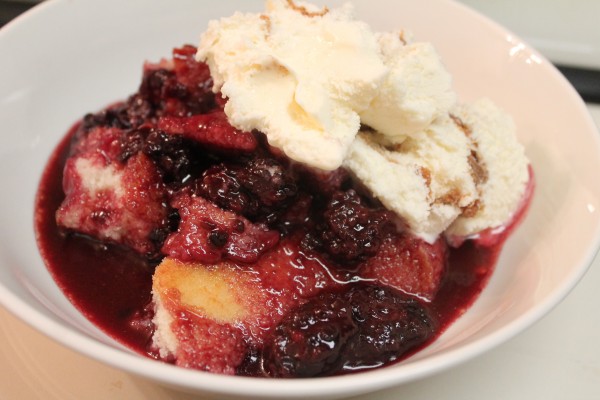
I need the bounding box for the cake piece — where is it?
[152,257,270,374]
[360,234,448,301]
[56,127,169,257]
[161,191,280,264]
[157,111,258,154]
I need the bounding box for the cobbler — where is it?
[35,45,532,377]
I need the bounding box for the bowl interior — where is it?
[1,0,599,398]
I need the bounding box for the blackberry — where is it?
[302,190,395,266]
[80,96,154,133]
[138,68,178,110]
[118,127,204,186]
[197,157,298,222]
[258,283,437,377]
[137,46,216,117]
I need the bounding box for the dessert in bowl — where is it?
[1,0,600,398]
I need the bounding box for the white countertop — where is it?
[0,106,599,400]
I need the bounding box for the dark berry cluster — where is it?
[138,45,216,117]
[197,157,298,223]
[302,190,396,266]
[245,283,436,377]
[119,127,204,186]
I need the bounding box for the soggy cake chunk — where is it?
[152,257,270,374]
[56,127,169,257]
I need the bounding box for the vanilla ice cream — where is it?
[344,114,478,242]
[197,0,387,170]
[446,99,530,238]
[197,0,531,242]
[359,32,456,143]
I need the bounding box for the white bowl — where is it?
[1,0,600,399]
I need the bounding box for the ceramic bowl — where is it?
[1,0,599,399]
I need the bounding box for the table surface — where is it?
[2,2,600,399]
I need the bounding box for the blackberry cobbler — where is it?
[35,45,532,378]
